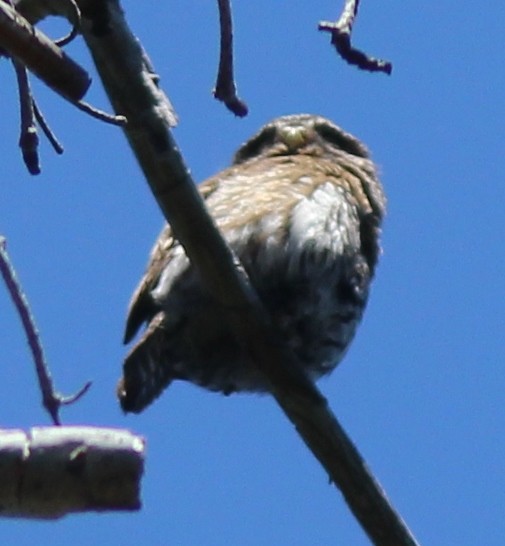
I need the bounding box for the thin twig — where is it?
[0,237,92,426]
[319,0,392,74]
[213,0,248,117]
[12,42,123,169]
[12,57,40,174]
[13,57,65,171]
[54,0,81,47]
[32,99,64,154]
[73,99,127,125]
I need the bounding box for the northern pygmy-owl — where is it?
[118,114,386,413]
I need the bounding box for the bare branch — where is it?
[0,427,144,519]
[319,0,392,74]
[0,237,92,425]
[32,99,65,154]
[73,99,127,125]
[5,1,122,171]
[0,0,91,101]
[12,57,41,174]
[213,0,248,116]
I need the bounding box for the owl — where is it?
[118,114,386,413]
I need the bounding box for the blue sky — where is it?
[1,1,504,544]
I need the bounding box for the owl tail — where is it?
[118,313,174,413]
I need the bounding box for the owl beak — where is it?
[281,126,309,152]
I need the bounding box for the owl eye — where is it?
[315,122,369,159]
[233,126,277,164]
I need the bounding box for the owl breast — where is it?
[230,179,370,385]
[150,174,370,393]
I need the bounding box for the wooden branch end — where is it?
[0,427,145,519]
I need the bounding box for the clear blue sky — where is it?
[2,1,504,544]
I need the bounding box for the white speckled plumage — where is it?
[118,114,386,413]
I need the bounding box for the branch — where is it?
[0,0,91,101]
[15,0,415,542]
[319,0,392,74]
[27,0,179,128]
[53,0,80,47]
[0,237,92,425]
[12,57,41,174]
[213,0,248,116]
[3,1,123,172]
[32,98,65,154]
[0,427,144,519]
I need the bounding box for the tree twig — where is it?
[318,0,392,74]
[213,0,248,117]
[73,99,127,125]
[12,57,41,174]
[53,0,81,47]
[0,236,92,425]
[32,99,64,154]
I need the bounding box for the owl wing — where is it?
[123,177,221,344]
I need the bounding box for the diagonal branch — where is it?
[16,0,415,542]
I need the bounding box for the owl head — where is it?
[233,114,370,164]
